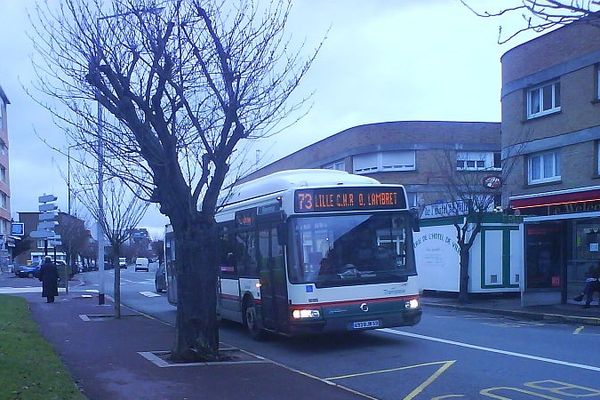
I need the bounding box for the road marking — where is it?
[403,361,456,400]
[431,395,465,399]
[480,386,561,399]
[379,329,600,372]
[573,326,584,335]
[139,291,161,298]
[326,360,454,381]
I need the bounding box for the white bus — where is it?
[166,169,422,338]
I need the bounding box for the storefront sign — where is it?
[421,200,470,219]
[520,200,600,217]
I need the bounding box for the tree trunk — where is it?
[171,218,220,362]
[113,244,121,319]
[458,248,470,303]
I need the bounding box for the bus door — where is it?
[258,226,288,331]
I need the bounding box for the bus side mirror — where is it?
[410,208,420,232]
[277,223,288,246]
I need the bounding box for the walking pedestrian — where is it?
[38,256,58,303]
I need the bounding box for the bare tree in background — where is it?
[461,0,600,43]
[31,0,320,361]
[432,149,519,303]
[74,168,149,318]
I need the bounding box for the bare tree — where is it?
[74,168,149,318]
[431,149,519,303]
[461,0,600,43]
[55,213,91,272]
[31,0,320,361]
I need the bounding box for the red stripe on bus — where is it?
[291,295,417,308]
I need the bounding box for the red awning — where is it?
[510,189,600,209]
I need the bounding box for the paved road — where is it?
[4,270,600,400]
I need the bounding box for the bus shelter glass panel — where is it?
[288,213,416,287]
[525,222,563,289]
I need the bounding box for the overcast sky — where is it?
[0,0,533,238]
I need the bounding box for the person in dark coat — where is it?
[574,264,600,308]
[38,257,58,303]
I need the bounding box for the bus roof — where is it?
[221,169,380,206]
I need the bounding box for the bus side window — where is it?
[236,230,258,278]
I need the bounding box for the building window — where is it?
[527,80,561,119]
[0,97,3,129]
[322,159,345,171]
[528,150,560,184]
[0,140,7,156]
[0,192,7,209]
[456,151,501,171]
[353,151,415,174]
[0,166,6,182]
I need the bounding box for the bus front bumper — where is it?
[287,308,422,336]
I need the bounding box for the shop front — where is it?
[511,188,600,306]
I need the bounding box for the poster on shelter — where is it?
[413,224,460,292]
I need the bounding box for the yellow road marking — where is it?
[403,361,456,400]
[480,386,562,399]
[326,360,455,381]
[573,326,584,335]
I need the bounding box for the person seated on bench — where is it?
[574,264,600,308]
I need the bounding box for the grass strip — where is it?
[0,295,85,400]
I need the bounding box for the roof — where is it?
[222,169,380,206]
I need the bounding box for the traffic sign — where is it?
[49,240,62,246]
[39,212,58,221]
[39,194,58,203]
[39,203,58,212]
[37,221,58,230]
[30,230,55,239]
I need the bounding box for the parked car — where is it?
[155,263,166,292]
[119,257,127,269]
[135,257,149,272]
[16,262,41,278]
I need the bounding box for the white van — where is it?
[134,257,149,272]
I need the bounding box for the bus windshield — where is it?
[288,212,416,287]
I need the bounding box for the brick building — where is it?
[501,17,600,305]
[242,120,501,209]
[0,85,12,267]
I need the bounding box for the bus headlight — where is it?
[405,299,419,309]
[291,309,321,319]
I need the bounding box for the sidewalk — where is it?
[421,294,600,326]
[24,291,365,400]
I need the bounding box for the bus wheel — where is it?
[243,301,263,340]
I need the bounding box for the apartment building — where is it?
[242,120,501,210]
[501,18,600,305]
[0,85,11,266]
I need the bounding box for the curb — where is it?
[422,301,600,326]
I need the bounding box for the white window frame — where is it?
[353,151,415,174]
[322,159,345,171]
[528,150,561,184]
[527,80,561,119]
[456,151,501,171]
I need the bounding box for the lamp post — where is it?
[94,6,163,306]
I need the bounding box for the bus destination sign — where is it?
[294,187,406,213]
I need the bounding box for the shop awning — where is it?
[510,189,600,209]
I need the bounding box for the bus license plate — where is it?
[351,320,380,330]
